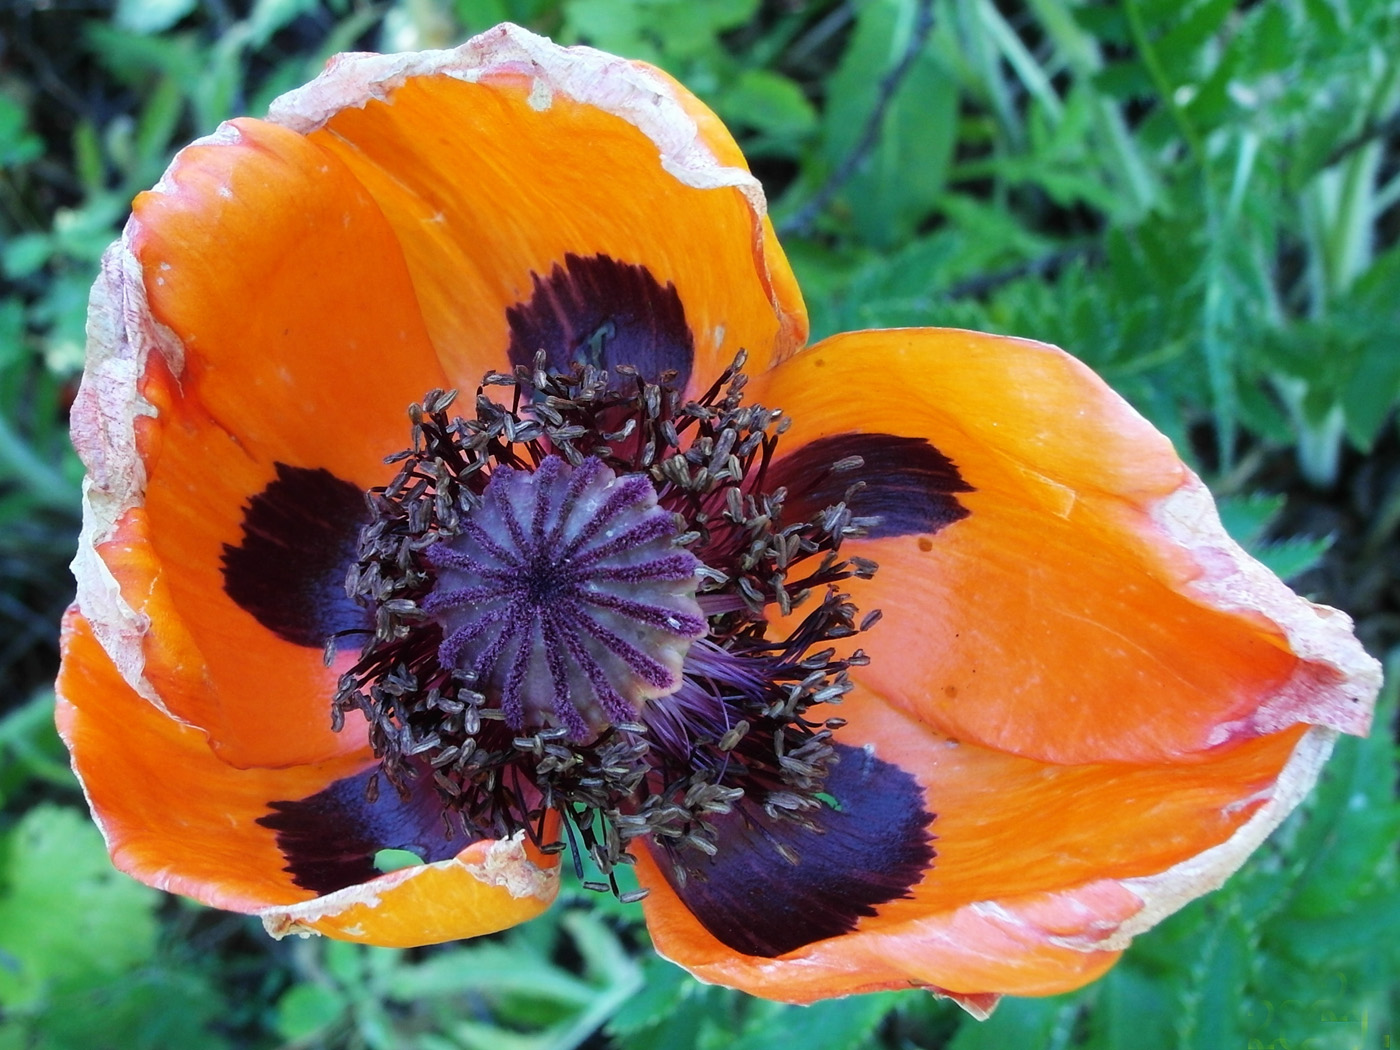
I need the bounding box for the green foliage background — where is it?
[2,0,1398,1047]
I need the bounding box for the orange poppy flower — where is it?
[59,24,1381,1014]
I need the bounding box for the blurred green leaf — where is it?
[385,941,596,1004]
[607,953,694,1039]
[0,806,227,1050]
[1082,966,1176,1050]
[1217,493,1288,550]
[820,0,957,247]
[563,0,758,63]
[1,235,50,281]
[247,0,321,49]
[0,693,73,805]
[1252,535,1335,583]
[1216,494,1333,581]
[717,68,817,148]
[1154,0,1234,84]
[0,96,43,167]
[0,805,158,1010]
[115,0,199,34]
[275,981,350,1041]
[373,847,427,872]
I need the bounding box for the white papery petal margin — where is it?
[71,122,250,715]
[267,23,765,205]
[262,19,795,343]
[1157,475,1379,742]
[72,245,171,711]
[1102,725,1337,948]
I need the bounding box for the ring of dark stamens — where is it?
[333,353,880,894]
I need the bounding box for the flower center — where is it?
[421,455,705,739]
[333,359,878,889]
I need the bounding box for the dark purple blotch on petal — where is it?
[259,766,476,894]
[506,253,694,390]
[654,742,935,957]
[222,464,372,648]
[771,433,972,539]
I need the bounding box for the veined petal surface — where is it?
[75,118,451,767]
[749,328,1378,765]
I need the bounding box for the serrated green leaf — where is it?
[607,954,692,1037]
[560,909,636,981]
[947,994,1077,1050]
[729,994,898,1050]
[1154,0,1234,79]
[609,984,743,1050]
[1216,493,1286,550]
[1178,906,1253,1050]
[1240,1,1292,75]
[1253,535,1333,582]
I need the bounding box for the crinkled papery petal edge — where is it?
[72,238,190,713]
[260,834,559,948]
[1102,724,1337,947]
[264,21,805,358]
[269,25,758,202]
[72,121,274,718]
[1158,478,1379,743]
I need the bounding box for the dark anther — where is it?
[323,352,950,895]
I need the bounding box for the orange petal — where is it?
[58,607,558,940]
[74,117,451,767]
[260,835,558,948]
[266,24,806,391]
[55,607,360,911]
[749,329,1379,763]
[637,853,1127,1002]
[637,686,1335,1000]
